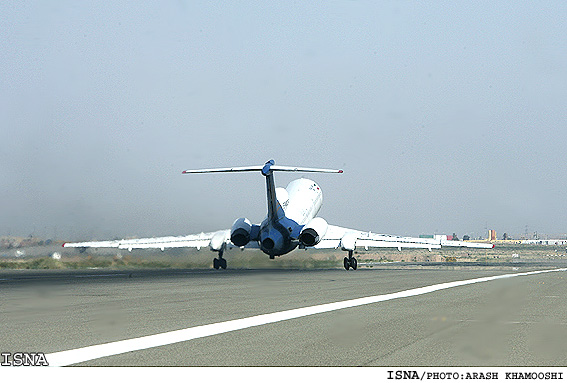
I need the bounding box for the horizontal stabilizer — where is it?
[183,160,342,175]
[270,166,342,173]
[182,166,264,174]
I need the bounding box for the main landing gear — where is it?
[343,250,357,270]
[213,251,227,270]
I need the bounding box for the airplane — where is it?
[63,159,494,270]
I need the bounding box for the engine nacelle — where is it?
[231,217,252,247]
[299,217,328,247]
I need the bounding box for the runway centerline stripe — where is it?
[45,268,567,366]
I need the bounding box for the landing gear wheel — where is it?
[213,257,227,270]
[350,257,357,270]
[344,250,358,271]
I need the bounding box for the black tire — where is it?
[343,257,350,270]
[213,258,220,270]
[350,257,358,270]
[220,258,227,269]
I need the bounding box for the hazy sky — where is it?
[2,1,566,240]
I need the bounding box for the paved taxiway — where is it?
[1,266,567,366]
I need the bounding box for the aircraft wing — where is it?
[312,225,494,251]
[62,230,254,252]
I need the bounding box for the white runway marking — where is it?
[45,268,567,366]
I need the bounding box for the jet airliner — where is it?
[63,160,494,270]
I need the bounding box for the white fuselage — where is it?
[258,178,323,256]
[280,178,323,225]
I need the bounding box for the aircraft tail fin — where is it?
[182,160,343,224]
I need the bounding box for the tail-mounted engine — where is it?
[299,217,328,247]
[231,217,252,247]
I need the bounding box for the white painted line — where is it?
[45,268,567,366]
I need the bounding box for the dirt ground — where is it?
[2,242,567,270]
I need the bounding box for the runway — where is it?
[1,266,567,366]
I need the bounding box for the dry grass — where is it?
[1,244,565,270]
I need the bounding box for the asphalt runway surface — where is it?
[1,266,567,366]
